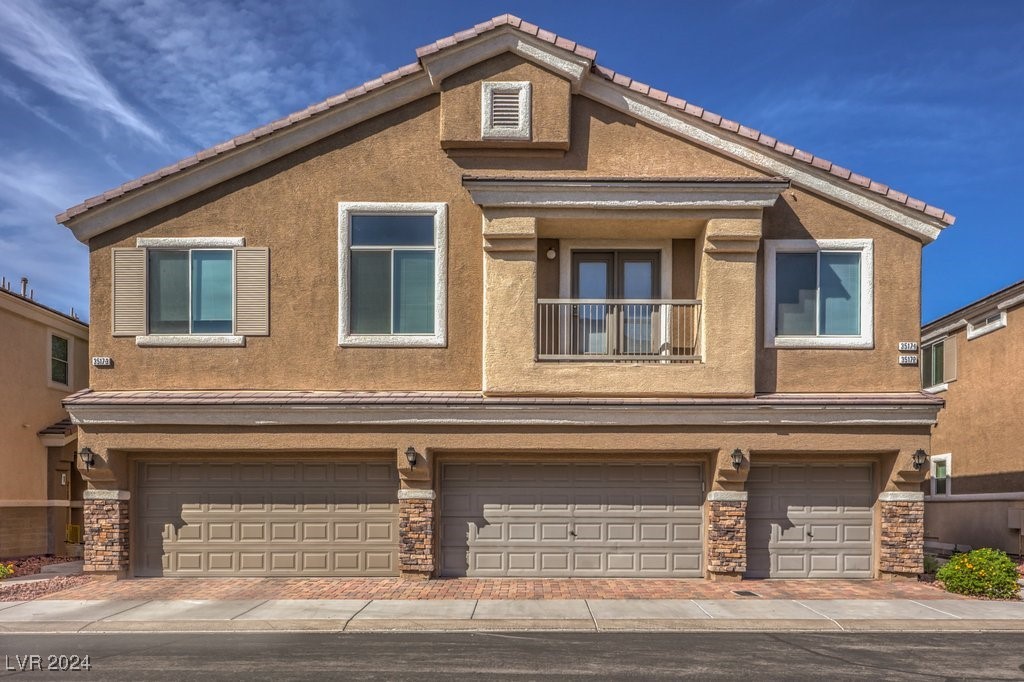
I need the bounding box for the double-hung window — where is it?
[338,203,447,347]
[49,333,70,388]
[765,239,873,348]
[147,249,233,335]
[930,453,951,497]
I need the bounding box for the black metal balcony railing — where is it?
[536,299,702,362]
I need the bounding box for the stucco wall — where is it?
[0,299,87,502]
[926,500,1024,555]
[929,304,1024,493]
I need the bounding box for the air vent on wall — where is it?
[481,81,531,141]
[490,91,521,129]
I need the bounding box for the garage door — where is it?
[440,460,703,577]
[746,463,874,579]
[135,459,399,577]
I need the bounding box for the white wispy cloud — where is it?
[0,0,166,146]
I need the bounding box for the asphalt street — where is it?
[1,632,1023,680]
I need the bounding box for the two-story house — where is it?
[57,16,952,581]
[0,280,88,558]
[922,279,1024,557]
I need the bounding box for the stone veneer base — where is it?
[879,499,925,575]
[707,499,747,575]
[83,497,130,575]
[398,497,435,576]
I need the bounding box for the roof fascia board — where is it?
[39,432,77,447]
[65,73,436,243]
[67,402,941,428]
[420,27,590,91]
[922,283,1024,338]
[0,292,88,337]
[463,178,788,209]
[580,76,945,243]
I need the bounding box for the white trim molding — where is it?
[929,452,952,498]
[878,491,925,502]
[966,310,1007,340]
[337,202,448,348]
[83,489,131,501]
[464,177,789,210]
[764,239,874,349]
[481,81,531,140]
[397,489,437,500]
[137,237,245,248]
[706,491,748,502]
[136,335,245,347]
[923,383,948,394]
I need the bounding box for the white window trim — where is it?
[764,238,874,349]
[921,336,952,391]
[139,245,238,344]
[47,331,72,390]
[966,310,1006,340]
[929,453,952,497]
[481,81,531,141]
[338,202,448,347]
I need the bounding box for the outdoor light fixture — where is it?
[912,449,928,471]
[405,446,419,468]
[546,248,557,260]
[731,448,744,469]
[78,447,96,469]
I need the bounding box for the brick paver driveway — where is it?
[41,577,958,601]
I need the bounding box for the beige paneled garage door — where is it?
[135,459,399,577]
[440,460,703,577]
[746,463,874,579]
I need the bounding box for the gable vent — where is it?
[490,91,521,128]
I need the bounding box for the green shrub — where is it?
[923,554,940,574]
[0,563,14,580]
[936,548,1020,599]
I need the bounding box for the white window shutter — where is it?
[111,248,147,336]
[234,247,269,336]
[943,337,957,382]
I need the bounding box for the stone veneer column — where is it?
[878,491,925,577]
[398,489,435,579]
[706,491,747,580]
[83,489,130,578]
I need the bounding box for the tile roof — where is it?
[63,389,943,407]
[55,14,954,227]
[37,417,75,437]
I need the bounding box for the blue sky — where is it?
[0,0,1021,323]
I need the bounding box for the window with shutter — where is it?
[481,81,531,140]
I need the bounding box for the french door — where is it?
[570,251,660,356]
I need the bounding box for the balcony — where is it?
[537,299,702,362]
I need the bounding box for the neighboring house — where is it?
[921,279,1024,556]
[57,15,954,581]
[0,280,88,558]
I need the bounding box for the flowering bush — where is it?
[936,548,1020,599]
[0,562,14,580]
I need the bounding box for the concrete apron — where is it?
[1,598,1024,633]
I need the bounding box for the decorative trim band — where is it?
[137,237,245,248]
[0,500,73,508]
[397,489,436,500]
[925,492,1024,502]
[83,489,131,501]
[707,491,748,502]
[878,491,925,502]
[136,335,245,347]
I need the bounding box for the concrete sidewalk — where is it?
[1,598,1023,633]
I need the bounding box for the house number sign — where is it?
[897,341,918,352]
[898,355,919,366]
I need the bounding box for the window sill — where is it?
[339,334,445,348]
[767,336,873,349]
[923,383,948,394]
[47,381,71,391]
[136,335,245,347]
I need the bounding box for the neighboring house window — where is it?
[922,337,955,390]
[147,249,233,334]
[49,333,70,387]
[930,453,951,496]
[764,239,874,349]
[481,81,531,140]
[338,203,447,347]
[966,310,1006,340]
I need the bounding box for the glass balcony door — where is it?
[570,251,660,356]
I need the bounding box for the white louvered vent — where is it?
[111,248,147,336]
[490,91,521,129]
[481,81,531,140]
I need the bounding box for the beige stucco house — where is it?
[57,16,954,581]
[922,279,1024,556]
[0,282,88,558]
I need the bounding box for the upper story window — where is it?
[966,310,1006,340]
[922,337,955,391]
[111,238,269,346]
[148,249,233,335]
[49,332,70,388]
[765,239,874,349]
[481,81,531,140]
[338,203,447,347]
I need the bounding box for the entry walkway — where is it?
[1,597,1022,633]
